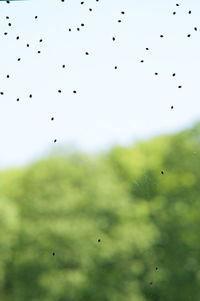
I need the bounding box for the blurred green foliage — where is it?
[1,123,200,301]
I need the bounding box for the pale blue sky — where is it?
[0,0,200,168]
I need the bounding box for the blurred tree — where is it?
[1,123,200,301]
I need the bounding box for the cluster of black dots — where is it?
[0,1,195,282]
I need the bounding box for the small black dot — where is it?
[69,28,71,31]
[4,32,8,35]
[73,90,77,94]
[6,1,10,4]
[85,52,89,55]
[52,252,56,256]
[118,20,122,23]
[187,34,191,37]
[98,239,101,242]
[81,1,84,4]
[29,94,32,98]
[35,16,38,19]
[54,139,57,143]
[121,11,125,14]
[61,0,64,2]
[155,72,158,75]
[27,44,29,47]
[39,39,43,42]
[0,92,4,95]
[6,75,9,78]
[149,282,153,286]
[8,23,11,26]
[161,171,164,174]
[176,3,179,6]
[173,12,176,15]
[51,117,54,121]
[155,267,159,270]
[171,106,174,109]
[37,51,41,54]
[188,10,191,14]
[89,8,92,11]
[77,28,80,31]
[172,73,176,77]
[194,27,197,31]
[160,34,164,38]
[146,47,149,50]
[112,37,116,41]
[62,65,65,68]
[178,85,182,88]
[17,58,21,61]
[114,66,118,69]
[6,16,9,19]
[81,23,84,27]
[58,90,62,93]
[140,60,144,63]
[17,98,19,102]
[16,36,19,40]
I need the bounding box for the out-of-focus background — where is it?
[0,0,200,300]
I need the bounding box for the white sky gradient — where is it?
[0,0,200,168]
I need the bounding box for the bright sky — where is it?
[0,0,200,168]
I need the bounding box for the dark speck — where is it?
[29,94,32,98]
[149,282,153,286]
[161,171,164,175]
[52,252,56,256]
[178,85,182,88]
[171,106,174,109]
[188,10,191,14]
[58,90,62,93]
[187,34,191,37]
[160,34,164,38]
[54,139,57,143]
[98,239,101,242]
